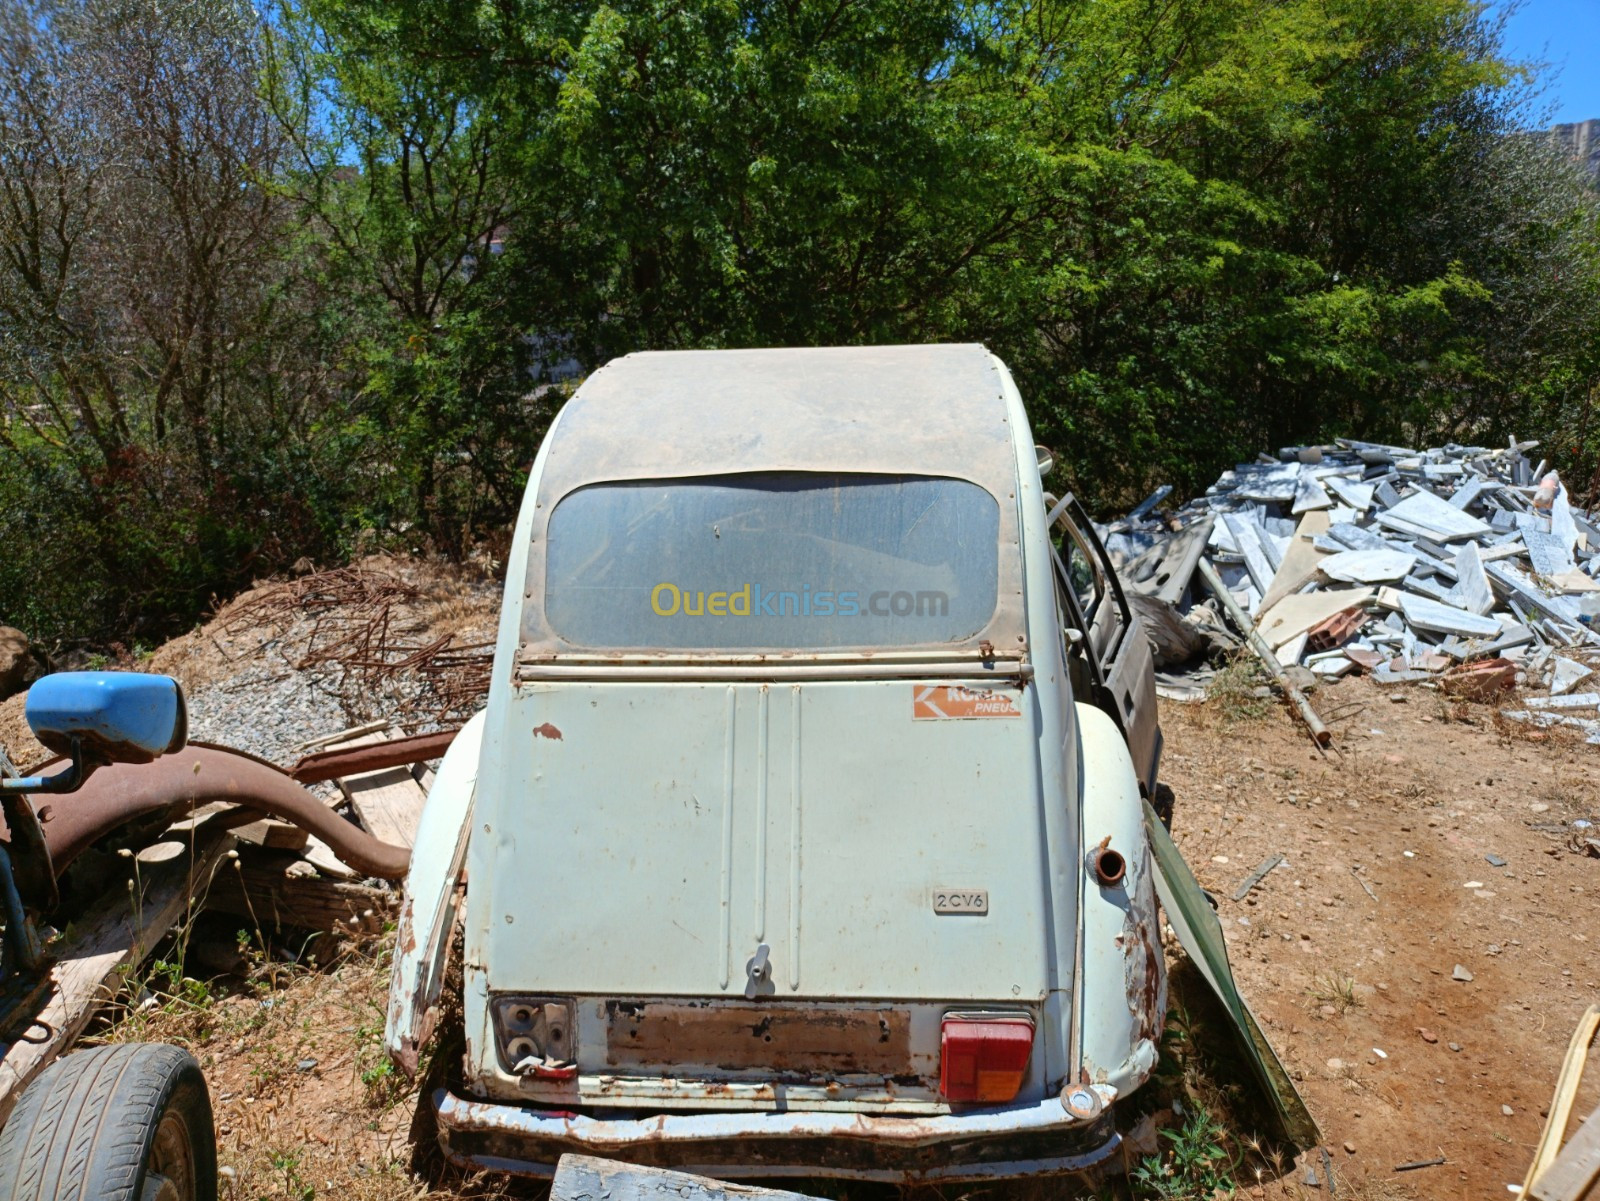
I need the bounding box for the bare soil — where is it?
[1161,677,1600,1198]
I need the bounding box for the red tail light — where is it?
[939,1016,1034,1103]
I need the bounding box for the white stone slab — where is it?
[1524,528,1577,578]
[1292,471,1333,514]
[1275,632,1309,667]
[1445,542,1496,616]
[1311,656,1357,677]
[1552,485,1579,556]
[1320,549,1417,583]
[1525,691,1600,710]
[1223,513,1275,595]
[1234,463,1300,502]
[1325,477,1375,512]
[1396,592,1502,637]
[1379,489,1492,541]
[1551,657,1593,696]
[1327,522,1390,552]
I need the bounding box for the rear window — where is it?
[543,473,1001,650]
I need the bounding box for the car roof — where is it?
[532,344,1019,508]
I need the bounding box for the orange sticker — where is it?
[912,685,1021,720]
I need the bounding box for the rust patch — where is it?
[532,723,563,741]
[604,1001,911,1076]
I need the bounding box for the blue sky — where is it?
[1498,0,1600,124]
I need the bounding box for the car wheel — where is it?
[0,1043,217,1201]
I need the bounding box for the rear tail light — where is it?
[939,1016,1034,1103]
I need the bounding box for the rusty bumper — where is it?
[432,1088,1121,1183]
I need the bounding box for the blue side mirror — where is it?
[24,672,187,766]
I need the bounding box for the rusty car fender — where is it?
[1074,703,1166,1096]
[386,710,485,1076]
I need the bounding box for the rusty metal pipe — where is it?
[3,743,411,881]
[289,728,457,784]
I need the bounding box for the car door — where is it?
[1048,495,1161,795]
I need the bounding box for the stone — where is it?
[0,625,41,699]
[1452,965,1474,982]
[1419,1028,1438,1043]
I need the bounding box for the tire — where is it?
[0,1043,217,1201]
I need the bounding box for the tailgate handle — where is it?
[744,943,774,999]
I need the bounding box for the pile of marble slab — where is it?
[1109,437,1600,695]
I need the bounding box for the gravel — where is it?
[185,662,349,768]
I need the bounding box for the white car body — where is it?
[387,344,1166,1182]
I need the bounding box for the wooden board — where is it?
[339,763,428,850]
[552,1155,823,1201]
[206,851,395,933]
[1256,587,1374,650]
[1530,1105,1600,1201]
[0,832,233,1126]
[1260,511,1331,612]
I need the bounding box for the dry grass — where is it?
[85,925,506,1201]
[1205,656,1275,724]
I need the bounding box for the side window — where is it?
[1053,510,1126,664]
[1051,547,1099,702]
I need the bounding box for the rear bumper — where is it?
[433,1087,1122,1183]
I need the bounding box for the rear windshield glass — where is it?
[544,473,1001,650]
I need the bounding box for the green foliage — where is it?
[0,0,1597,646]
[1131,1104,1240,1201]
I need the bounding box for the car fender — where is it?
[1074,702,1166,1097]
[385,710,485,1077]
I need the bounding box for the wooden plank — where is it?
[552,1156,824,1201]
[1523,1005,1600,1198]
[1256,587,1374,650]
[231,818,309,852]
[295,721,392,754]
[1260,511,1331,612]
[0,833,233,1126]
[206,851,394,933]
[1530,1107,1600,1201]
[339,763,428,849]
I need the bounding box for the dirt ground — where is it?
[1161,677,1600,1199]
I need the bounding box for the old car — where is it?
[386,343,1171,1183]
